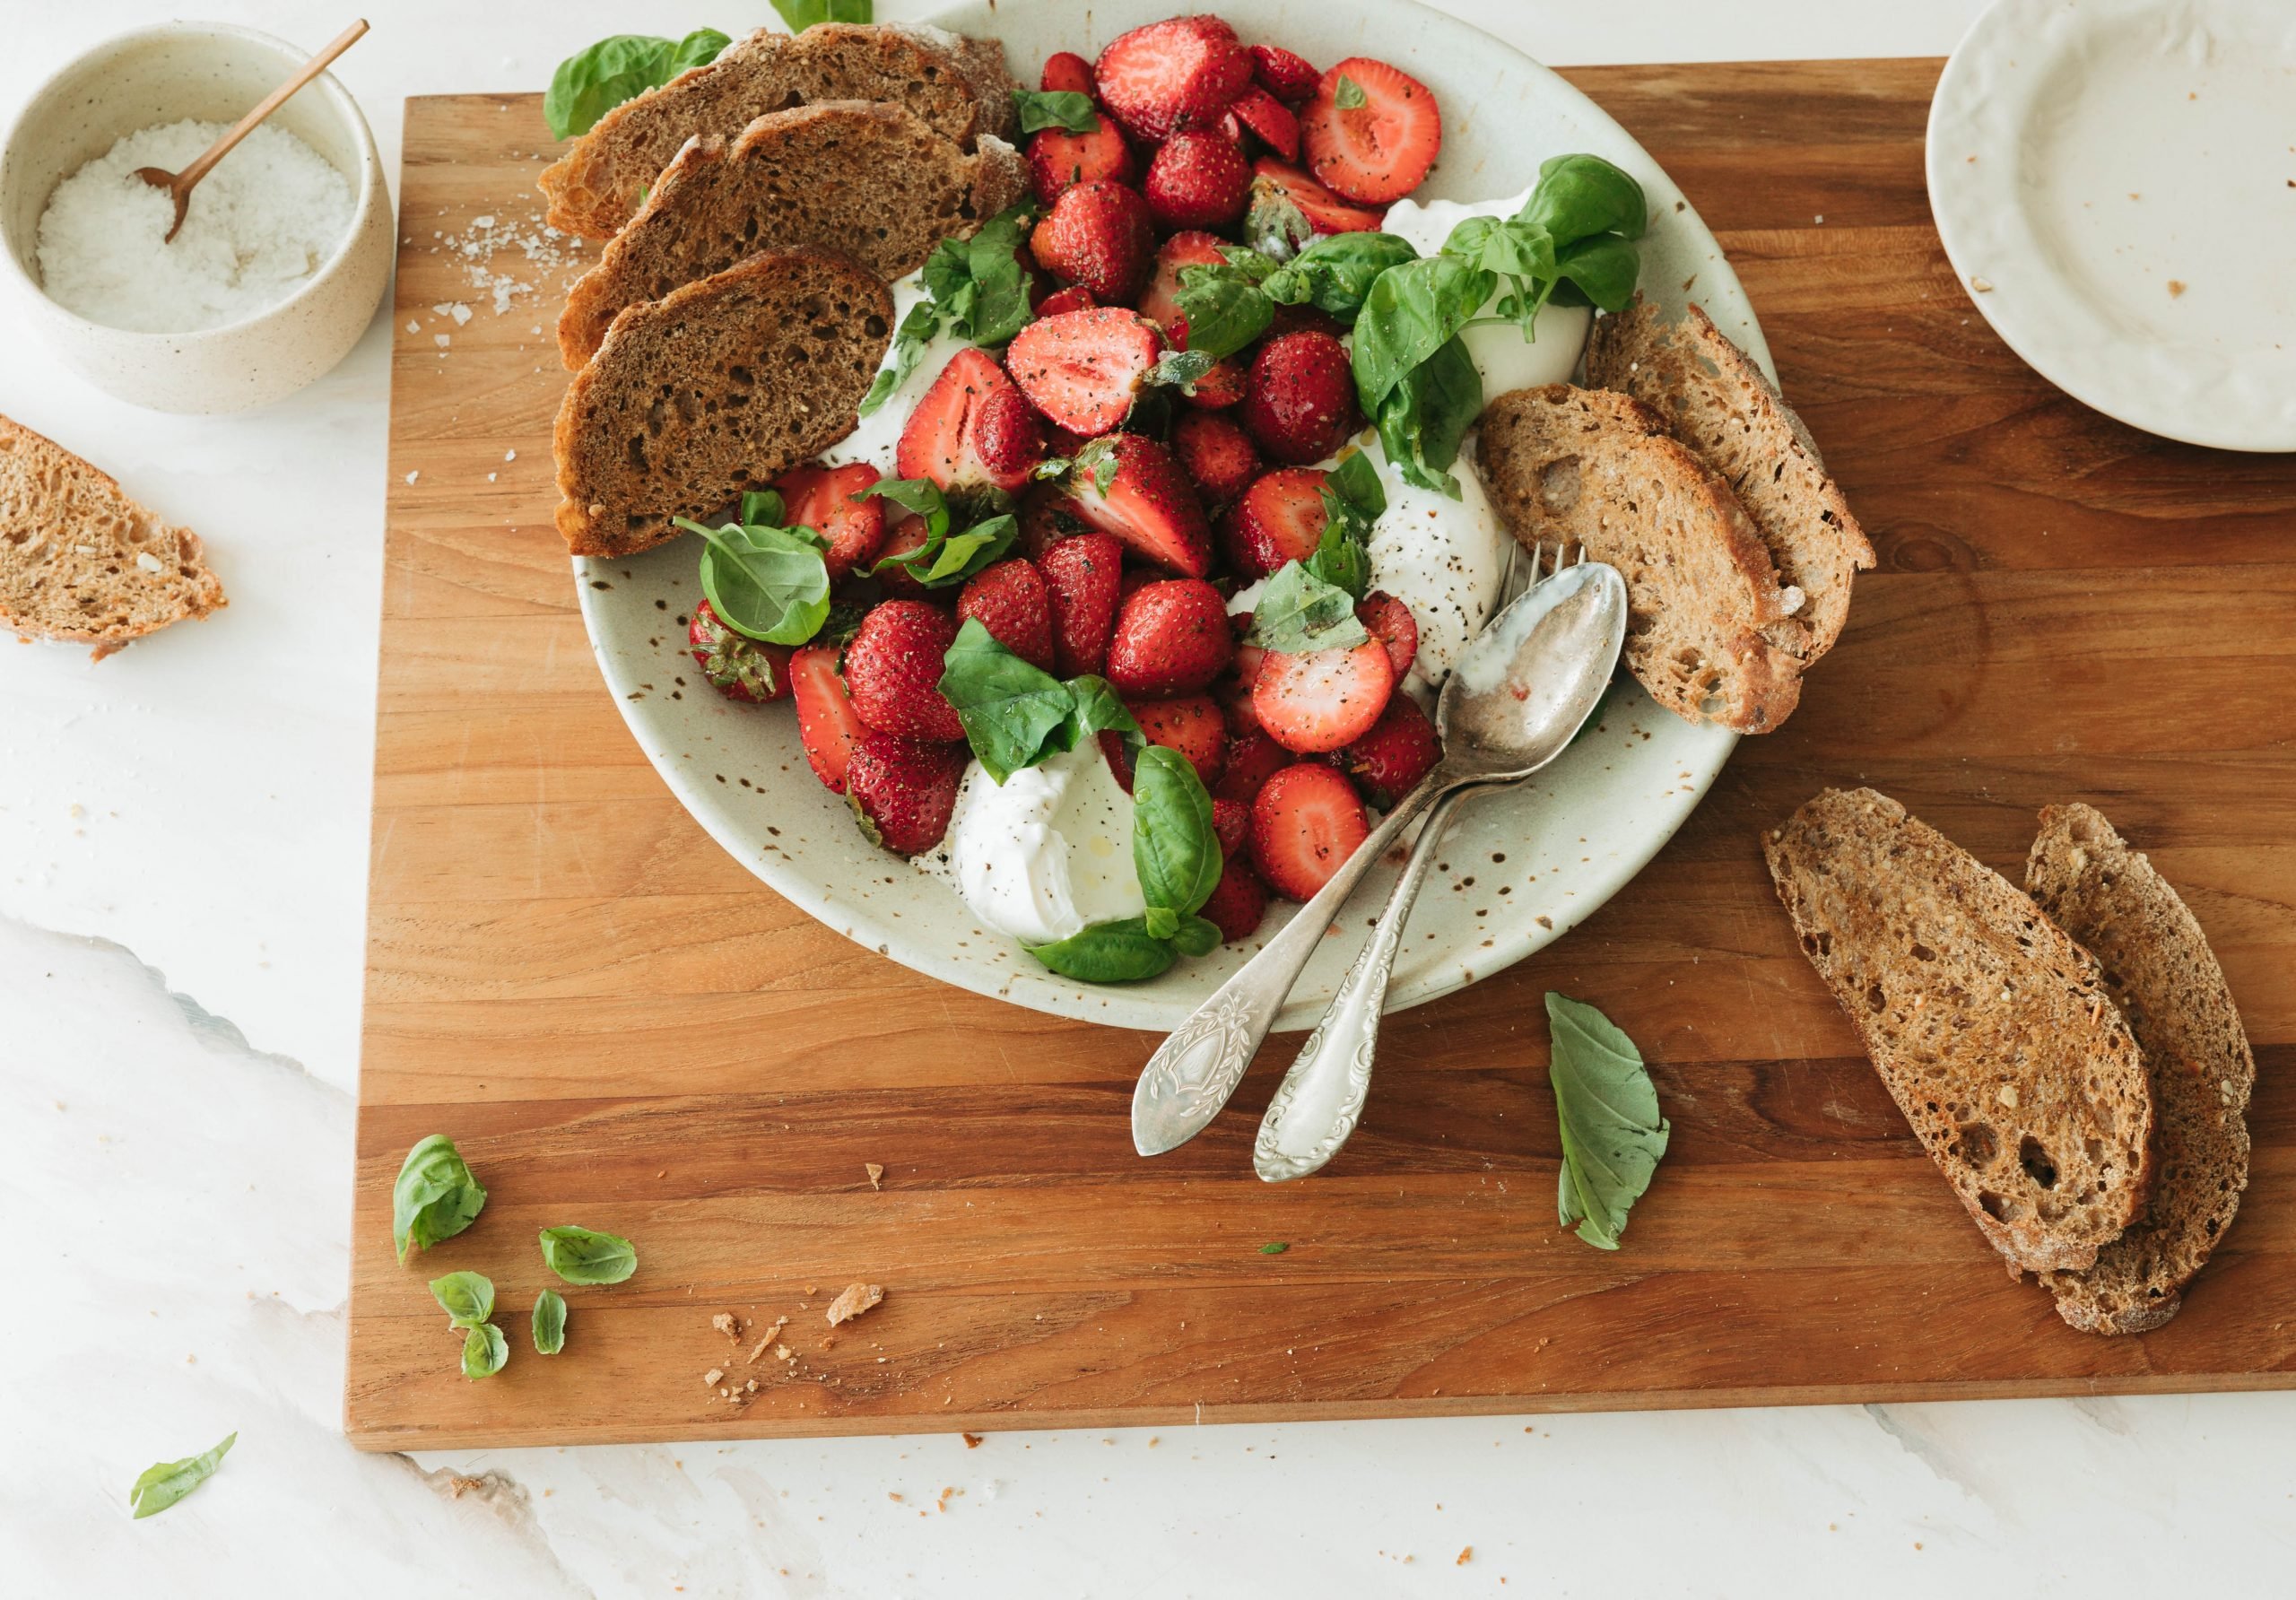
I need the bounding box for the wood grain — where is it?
[347,60,2296,1450]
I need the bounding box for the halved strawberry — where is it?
[1144,131,1251,231]
[1171,411,1261,508]
[773,461,886,580]
[1181,355,1248,410]
[1029,179,1156,306]
[1136,230,1228,349]
[1126,692,1227,787]
[1214,724,1290,803]
[1249,157,1385,239]
[1106,578,1234,696]
[846,734,968,856]
[1253,637,1396,753]
[1063,433,1213,577]
[1250,762,1371,900]
[1300,57,1441,205]
[790,641,869,793]
[689,597,793,703]
[1355,589,1419,682]
[844,600,964,743]
[1039,530,1124,675]
[1222,465,1327,577]
[874,514,933,599]
[1335,693,1440,808]
[1093,15,1253,142]
[1244,329,1360,465]
[1025,113,1135,206]
[1229,86,1300,161]
[957,559,1056,671]
[897,348,1041,496]
[1004,306,1162,437]
[1199,856,1271,941]
[1249,43,1322,103]
[1212,796,1251,857]
[1033,284,1098,319]
[1040,50,1096,97]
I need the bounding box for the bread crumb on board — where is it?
[865,1162,885,1189]
[826,1283,883,1326]
[711,1312,740,1340]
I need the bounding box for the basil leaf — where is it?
[1173,265,1275,360]
[428,1270,496,1328]
[961,207,1039,347]
[679,517,832,646]
[1145,349,1218,390]
[1546,992,1670,1250]
[1132,745,1221,919]
[858,475,947,526]
[533,1290,567,1355]
[1326,448,1387,523]
[1261,232,1419,323]
[1026,917,1178,983]
[1248,561,1373,653]
[1520,152,1648,245]
[1217,245,1278,282]
[1334,73,1368,110]
[127,1432,235,1519]
[937,619,1077,782]
[858,296,945,416]
[391,1135,485,1265]
[1065,674,1144,764]
[1303,514,1372,598]
[1548,232,1643,313]
[1168,912,1223,958]
[1012,88,1099,134]
[1374,334,1483,497]
[538,1225,639,1284]
[544,30,731,141]
[770,0,872,33]
[739,488,786,526]
[1071,435,1123,496]
[888,512,1020,588]
[461,1322,510,1380]
[1350,252,1493,417]
[1245,179,1316,261]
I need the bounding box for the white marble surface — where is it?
[4,1,2289,1592]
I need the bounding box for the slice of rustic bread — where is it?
[0,415,226,659]
[2025,804,2255,1334]
[558,102,1026,370]
[1585,298,1874,661]
[1764,787,2154,1276]
[553,247,893,558]
[540,22,1018,239]
[1476,383,1808,732]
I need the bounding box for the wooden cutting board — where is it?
[347,58,2296,1450]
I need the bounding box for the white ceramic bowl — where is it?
[0,22,393,413]
[576,0,1761,1031]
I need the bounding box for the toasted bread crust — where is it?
[2026,804,2255,1334]
[552,247,893,557]
[1764,787,2155,1276]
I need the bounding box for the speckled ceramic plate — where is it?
[575,0,1759,1030]
[1927,0,2296,450]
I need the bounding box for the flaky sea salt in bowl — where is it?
[0,22,392,413]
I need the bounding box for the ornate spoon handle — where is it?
[1253,783,1482,1181]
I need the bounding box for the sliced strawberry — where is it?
[1335,693,1440,808]
[1029,179,1155,306]
[1144,131,1252,231]
[1172,411,1261,508]
[689,597,793,703]
[1039,529,1124,675]
[1229,86,1300,161]
[773,461,886,581]
[1355,589,1419,682]
[1249,157,1385,238]
[897,347,1039,497]
[844,600,964,743]
[1136,230,1228,349]
[1126,692,1227,787]
[1063,433,1213,577]
[1244,328,1360,465]
[1250,762,1371,900]
[790,641,869,793]
[1025,113,1135,206]
[846,734,968,856]
[1040,50,1096,97]
[1212,796,1251,857]
[1033,284,1098,319]
[957,559,1056,671]
[1181,355,1248,410]
[1214,724,1290,803]
[1222,465,1327,577]
[1249,43,1322,103]
[1093,15,1253,142]
[1300,57,1441,205]
[971,386,1047,481]
[1004,306,1162,437]
[1106,578,1234,696]
[874,514,933,599]
[1253,637,1396,753]
[1199,856,1271,941]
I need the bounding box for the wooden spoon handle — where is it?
[177,19,370,193]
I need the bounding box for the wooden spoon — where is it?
[135,20,370,244]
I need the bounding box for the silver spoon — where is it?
[1130,544,1628,1159]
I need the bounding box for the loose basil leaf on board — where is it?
[127,1432,235,1520]
[675,516,832,646]
[1171,264,1276,361]
[938,619,1079,783]
[1131,745,1222,926]
[1248,561,1372,653]
[1519,152,1648,245]
[544,30,731,141]
[461,1322,510,1380]
[538,1225,639,1284]
[770,0,873,33]
[533,1290,568,1356]
[428,1270,496,1328]
[1025,917,1179,983]
[1546,992,1670,1250]
[1262,232,1418,324]
[391,1135,486,1265]
[1374,334,1483,497]
[1012,88,1099,134]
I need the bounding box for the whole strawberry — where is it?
[1031,179,1156,307]
[688,598,793,703]
[847,734,969,857]
[844,600,965,743]
[1025,110,1135,206]
[1106,578,1234,697]
[1144,131,1251,231]
[1335,693,1440,807]
[957,559,1057,672]
[1172,411,1262,508]
[1244,328,1361,465]
[1039,531,1125,676]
